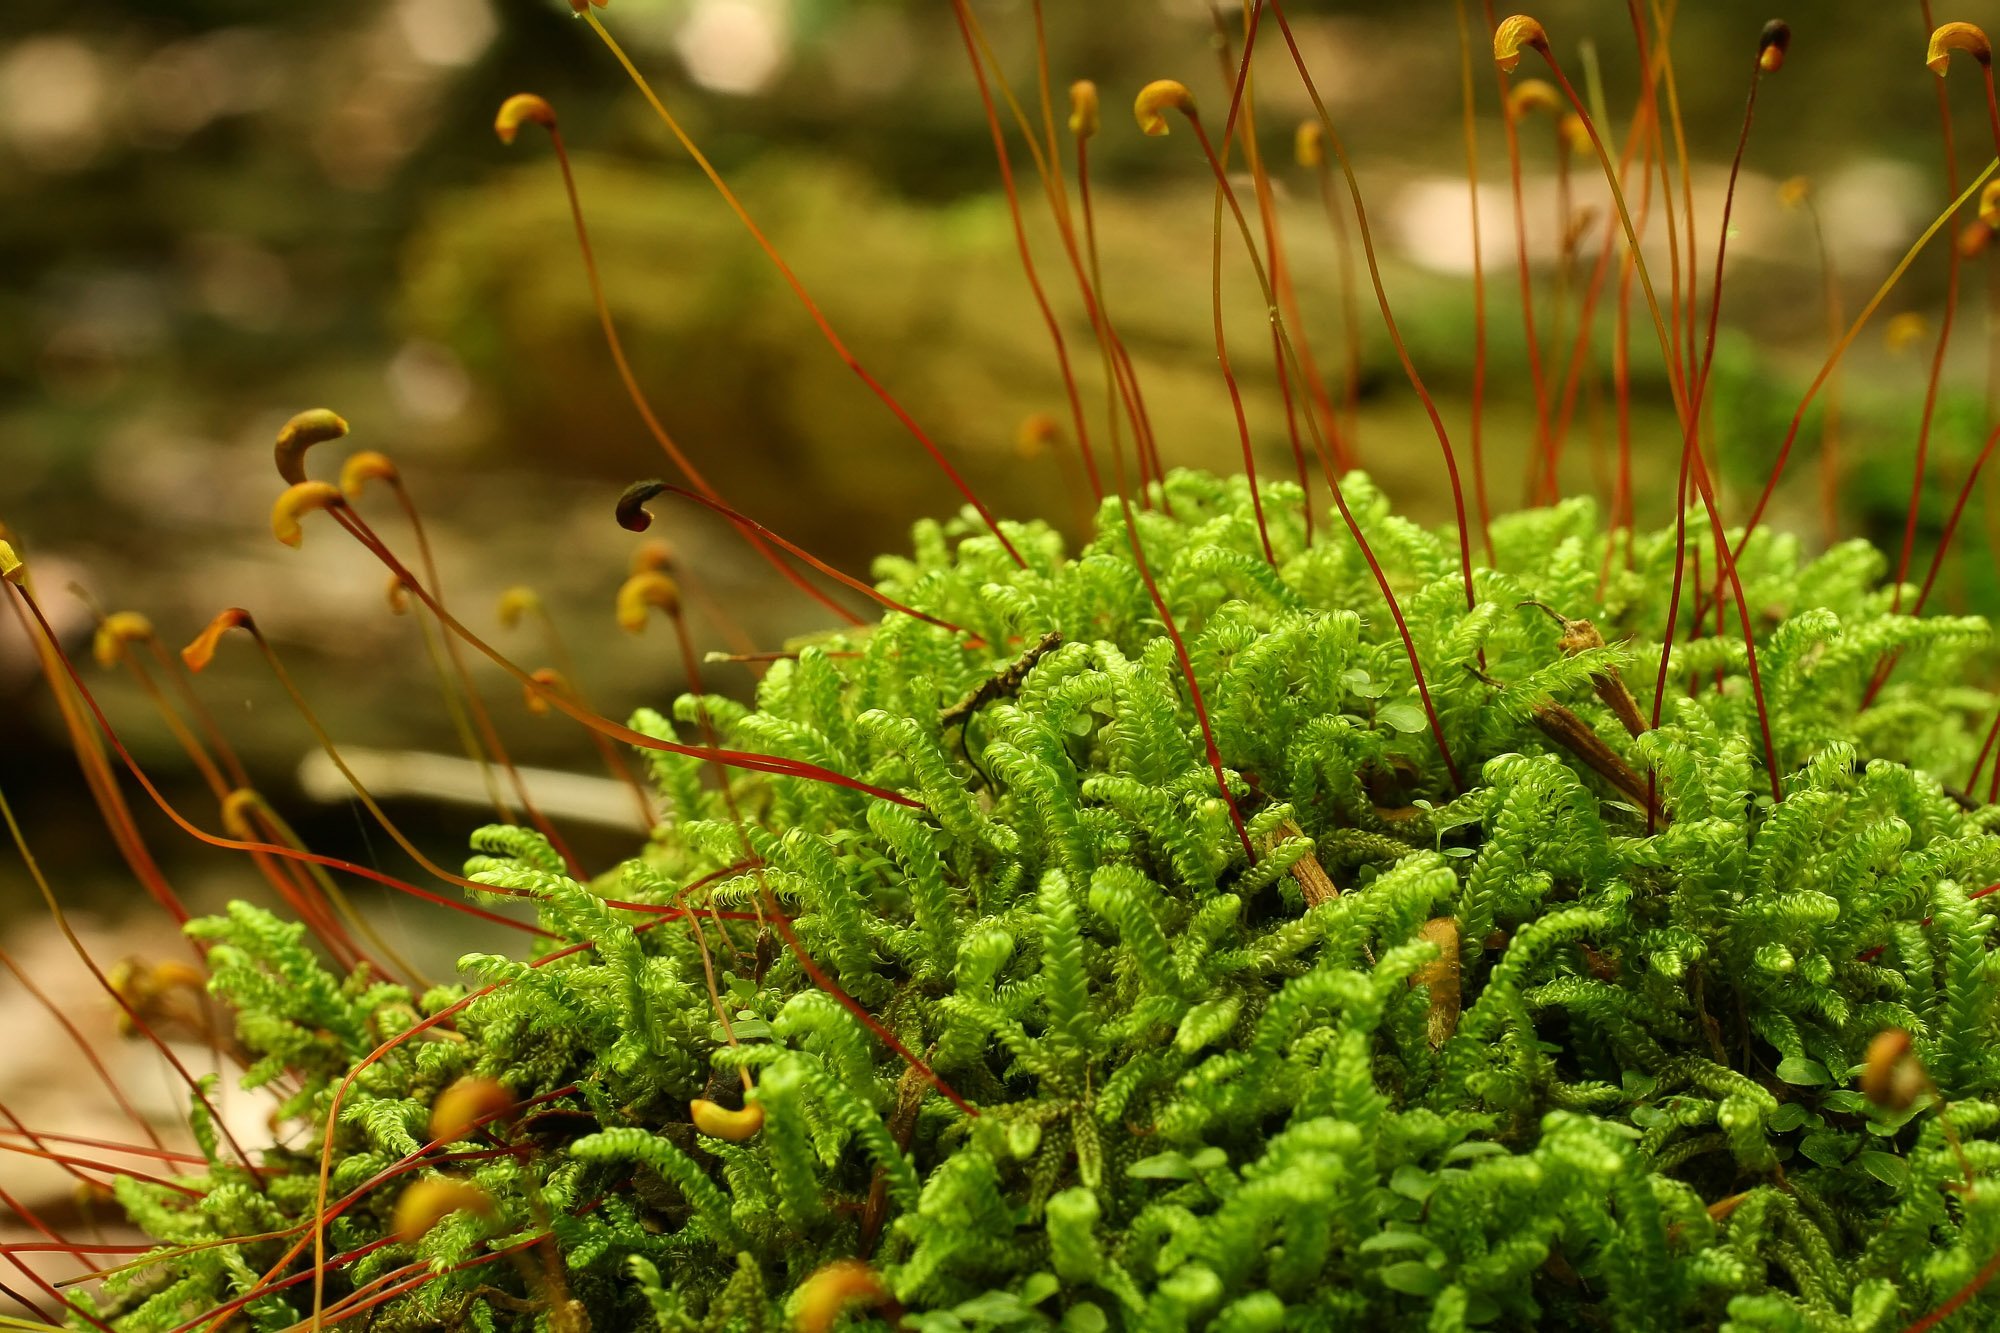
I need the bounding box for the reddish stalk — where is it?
[617,480,965,635]
[500,98,901,612]
[1483,1,1555,489]
[579,15,1026,567]
[946,4,1102,504]
[1456,0,1494,557]
[1138,87,1277,565]
[1268,0,1479,620]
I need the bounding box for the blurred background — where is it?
[3,0,1999,1253]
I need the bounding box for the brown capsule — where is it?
[430,1077,516,1145]
[1758,20,1791,74]
[1134,79,1195,137]
[1408,917,1461,1048]
[274,408,349,485]
[616,479,669,533]
[392,1178,493,1245]
[1016,412,1060,461]
[182,608,252,673]
[1494,15,1550,73]
[691,1098,765,1142]
[524,667,568,716]
[1859,1028,1927,1112]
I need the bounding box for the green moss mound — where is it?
[105,472,2000,1332]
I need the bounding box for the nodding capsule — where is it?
[1980,180,2000,230]
[386,573,413,616]
[1859,1028,1925,1112]
[1133,79,1195,137]
[92,611,156,669]
[1777,175,1810,210]
[391,1178,493,1245]
[271,481,345,548]
[1493,15,1550,73]
[1504,78,1560,120]
[182,608,252,673]
[496,586,542,630]
[220,789,261,839]
[794,1261,891,1333]
[616,572,682,633]
[429,1077,517,1145]
[1758,20,1791,74]
[1928,21,1993,75]
[0,540,20,585]
[1294,120,1324,169]
[524,667,568,715]
[616,479,670,533]
[494,93,556,146]
[339,450,399,499]
[1068,81,1100,140]
[1016,412,1060,461]
[274,408,349,485]
[690,1098,765,1141]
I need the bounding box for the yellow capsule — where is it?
[1494,15,1549,74]
[386,573,413,616]
[616,571,682,633]
[691,1098,765,1142]
[430,1077,516,1145]
[272,481,344,548]
[1980,180,2000,230]
[1294,120,1324,169]
[1885,311,1931,354]
[1068,80,1100,140]
[182,608,251,673]
[1504,78,1559,120]
[495,93,557,146]
[221,789,262,840]
[1928,21,1992,75]
[629,539,677,576]
[1557,112,1591,156]
[1133,80,1195,137]
[496,586,541,630]
[274,408,349,485]
[0,540,20,585]
[92,611,155,669]
[794,1261,890,1333]
[1777,176,1810,210]
[339,450,399,499]
[391,1178,493,1245]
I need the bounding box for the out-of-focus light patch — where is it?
[132,29,288,146]
[825,8,914,99]
[94,420,226,529]
[387,340,474,424]
[676,0,792,96]
[1821,159,1925,265]
[37,273,168,399]
[396,0,498,68]
[0,36,106,172]
[186,235,294,333]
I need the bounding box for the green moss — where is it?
[107,471,2000,1331]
